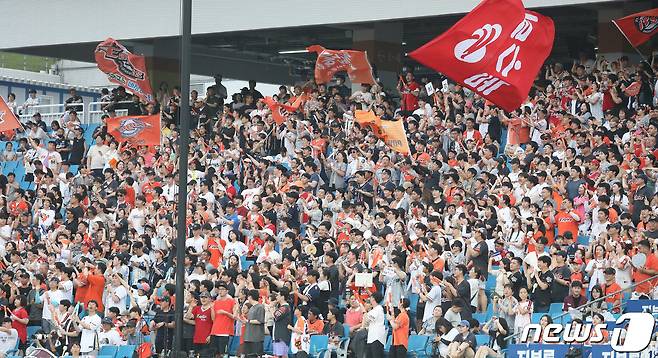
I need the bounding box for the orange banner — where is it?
[307,45,376,85]
[354,110,410,155]
[0,96,22,133]
[107,114,161,146]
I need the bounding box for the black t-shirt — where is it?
[453,332,477,351]
[153,307,175,343]
[551,264,571,302]
[472,240,489,278]
[509,271,526,299]
[68,137,86,165]
[531,270,554,307]
[632,185,653,220]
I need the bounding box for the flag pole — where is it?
[611,19,650,63]
[173,0,191,356]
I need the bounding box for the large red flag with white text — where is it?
[107,114,161,146]
[262,97,299,125]
[307,45,376,85]
[95,38,154,103]
[0,96,22,132]
[613,8,658,47]
[409,0,554,112]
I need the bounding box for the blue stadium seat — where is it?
[69,164,79,174]
[383,335,393,353]
[309,335,329,358]
[407,335,430,358]
[472,313,488,325]
[115,344,137,358]
[98,345,118,357]
[531,313,545,324]
[549,303,563,315]
[408,293,419,315]
[476,334,489,347]
[343,323,350,338]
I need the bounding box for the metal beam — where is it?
[173,0,191,356]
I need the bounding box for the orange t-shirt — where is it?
[210,297,236,336]
[207,237,225,268]
[604,282,622,312]
[555,211,579,237]
[393,310,410,348]
[633,254,658,294]
[85,274,105,312]
[307,319,324,335]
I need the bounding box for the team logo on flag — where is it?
[634,15,658,33]
[454,24,502,63]
[96,41,146,80]
[118,117,151,138]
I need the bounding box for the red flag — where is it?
[0,96,22,132]
[107,114,161,146]
[613,8,658,47]
[409,0,554,112]
[262,97,299,125]
[307,45,376,85]
[95,38,154,103]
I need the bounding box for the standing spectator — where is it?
[272,288,292,358]
[76,300,102,355]
[210,283,238,357]
[243,289,265,358]
[365,292,386,358]
[65,88,84,112]
[387,298,410,358]
[151,296,175,355]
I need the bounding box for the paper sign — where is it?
[425,82,435,95]
[441,79,449,93]
[355,272,373,287]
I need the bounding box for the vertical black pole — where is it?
[173,0,191,356]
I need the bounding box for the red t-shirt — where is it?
[11,307,28,343]
[210,298,236,336]
[192,306,214,344]
[401,82,420,112]
[555,211,579,237]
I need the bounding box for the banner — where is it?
[409,0,554,112]
[354,110,410,155]
[307,45,376,85]
[0,96,22,132]
[613,8,658,47]
[95,38,154,103]
[107,114,161,146]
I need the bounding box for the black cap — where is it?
[604,267,616,275]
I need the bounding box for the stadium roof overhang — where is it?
[0,0,644,85]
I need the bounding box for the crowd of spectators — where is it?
[0,52,656,358]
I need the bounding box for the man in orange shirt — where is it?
[631,240,658,297]
[603,268,622,313]
[555,198,580,238]
[306,307,324,335]
[210,283,239,358]
[387,297,410,358]
[84,261,106,312]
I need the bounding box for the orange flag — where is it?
[0,96,22,132]
[307,45,376,85]
[262,97,299,125]
[355,110,410,155]
[107,114,161,146]
[379,118,411,156]
[354,110,385,139]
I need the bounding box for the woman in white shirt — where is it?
[365,292,386,358]
[506,219,526,258]
[587,83,603,120]
[586,244,609,291]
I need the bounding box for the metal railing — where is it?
[504,272,658,343]
[86,101,131,124]
[19,103,68,126]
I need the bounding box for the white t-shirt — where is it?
[186,236,207,255]
[128,208,147,234]
[422,285,442,322]
[105,285,128,314]
[0,328,18,352]
[87,144,108,170]
[98,328,125,347]
[41,289,64,320]
[366,305,386,344]
[60,279,74,302]
[79,313,102,353]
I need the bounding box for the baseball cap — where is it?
[458,320,470,328]
[101,317,113,325]
[604,267,616,275]
[200,292,211,298]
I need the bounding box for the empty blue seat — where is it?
[115,344,137,358]
[343,323,350,338]
[476,334,490,347]
[407,335,430,358]
[472,312,488,325]
[408,293,419,315]
[98,345,118,357]
[383,335,393,353]
[228,335,240,356]
[532,313,545,324]
[309,335,329,358]
[549,303,564,315]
